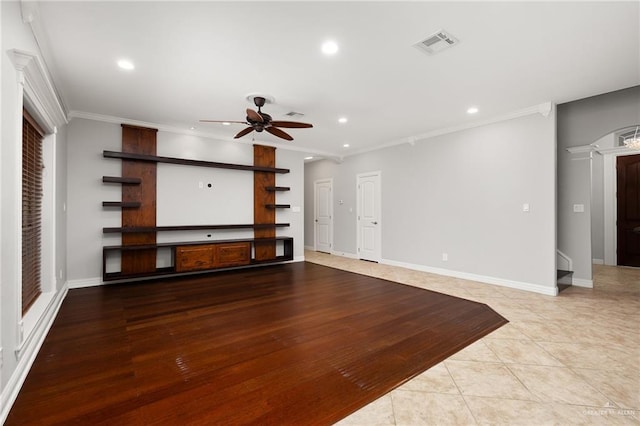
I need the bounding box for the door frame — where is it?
[313,178,333,253]
[356,171,382,262]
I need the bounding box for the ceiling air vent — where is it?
[285,111,305,118]
[414,30,459,55]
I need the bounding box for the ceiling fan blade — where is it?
[234,127,255,139]
[246,108,263,123]
[266,127,294,141]
[270,121,313,129]
[199,120,248,124]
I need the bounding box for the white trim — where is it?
[331,251,358,259]
[381,258,558,296]
[566,144,598,154]
[572,278,593,288]
[556,249,573,271]
[347,102,553,158]
[592,259,604,265]
[67,277,102,289]
[293,255,305,263]
[7,50,67,131]
[0,283,67,425]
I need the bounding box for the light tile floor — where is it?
[303,251,640,425]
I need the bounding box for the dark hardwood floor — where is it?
[7,262,507,425]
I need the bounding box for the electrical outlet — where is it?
[442,253,448,261]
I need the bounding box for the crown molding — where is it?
[346,102,554,158]
[8,49,67,132]
[67,111,341,160]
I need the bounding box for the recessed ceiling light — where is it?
[189,126,196,130]
[343,144,350,148]
[467,107,479,114]
[117,59,135,70]
[338,117,348,124]
[304,156,314,160]
[222,122,231,126]
[321,40,339,55]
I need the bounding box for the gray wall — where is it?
[67,118,305,282]
[306,111,556,291]
[557,86,640,281]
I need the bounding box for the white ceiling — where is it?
[33,1,639,159]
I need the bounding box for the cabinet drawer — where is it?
[215,242,251,268]
[175,245,214,272]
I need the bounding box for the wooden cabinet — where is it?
[175,242,251,273]
[176,245,215,272]
[215,242,251,268]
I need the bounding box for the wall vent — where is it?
[414,30,459,55]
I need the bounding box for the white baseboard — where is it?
[293,255,305,262]
[68,277,102,289]
[1,282,68,424]
[572,277,593,288]
[331,251,358,259]
[381,259,558,296]
[592,259,604,265]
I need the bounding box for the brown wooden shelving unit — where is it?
[102,141,294,282]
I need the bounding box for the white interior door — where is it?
[357,172,381,262]
[314,179,333,253]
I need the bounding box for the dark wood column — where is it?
[253,145,276,260]
[121,124,158,275]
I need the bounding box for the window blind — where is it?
[22,109,45,314]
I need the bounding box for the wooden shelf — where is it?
[102,201,141,208]
[103,237,294,251]
[102,176,141,185]
[103,223,290,233]
[265,204,291,209]
[103,150,290,174]
[103,237,294,281]
[265,186,290,192]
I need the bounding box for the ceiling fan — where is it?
[200,96,313,141]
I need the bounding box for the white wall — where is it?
[557,86,640,283]
[67,118,305,283]
[306,110,557,294]
[1,1,68,421]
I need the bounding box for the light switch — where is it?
[522,203,530,212]
[573,204,584,213]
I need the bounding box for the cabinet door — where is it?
[175,245,214,272]
[215,242,251,268]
